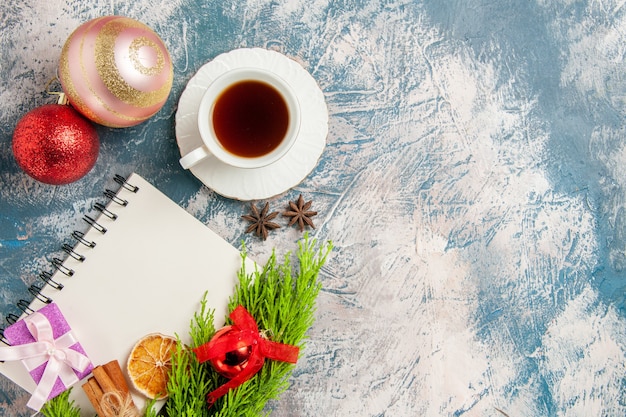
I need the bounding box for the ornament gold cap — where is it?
[45,77,69,105]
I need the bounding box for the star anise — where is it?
[241,202,281,240]
[283,194,317,231]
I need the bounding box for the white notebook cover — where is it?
[0,173,247,415]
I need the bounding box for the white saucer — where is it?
[175,48,328,200]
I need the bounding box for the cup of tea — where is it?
[180,67,301,170]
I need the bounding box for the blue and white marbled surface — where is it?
[1,0,625,416]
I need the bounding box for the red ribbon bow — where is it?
[193,305,299,406]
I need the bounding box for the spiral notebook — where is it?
[0,173,248,415]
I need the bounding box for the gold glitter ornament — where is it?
[58,16,173,128]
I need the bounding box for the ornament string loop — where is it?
[193,305,299,407]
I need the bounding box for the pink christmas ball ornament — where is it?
[59,16,173,128]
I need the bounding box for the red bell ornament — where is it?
[193,306,300,406]
[12,104,99,185]
[209,326,253,379]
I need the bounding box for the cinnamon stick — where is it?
[82,377,105,416]
[81,360,139,415]
[92,365,117,394]
[101,360,135,406]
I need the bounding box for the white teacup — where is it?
[179,67,301,170]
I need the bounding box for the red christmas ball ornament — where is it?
[209,326,253,379]
[193,306,300,406]
[12,104,100,185]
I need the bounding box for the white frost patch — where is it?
[538,0,626,110]
[590,126,626,197]
[393,34,600,415]
[539,286,626,416]
[539,1,626,270]
[112,0,187,26]
[182,187,212,220]
[307,18,601,412]
[559,25,624,98]
[408,228,495,416]
[589,126,626,268]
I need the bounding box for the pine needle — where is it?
[166,292,218,417]
[40,388,81,417]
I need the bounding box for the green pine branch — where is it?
[40,388,81,417]
[211,234,332,416]
[40,235,332,417]
[166,292,218,417]
[169,234,332,417]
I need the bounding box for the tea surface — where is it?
[212,80,289,158]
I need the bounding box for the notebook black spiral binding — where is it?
[0,174,140,347]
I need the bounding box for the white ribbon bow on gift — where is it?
[0,311,91,411]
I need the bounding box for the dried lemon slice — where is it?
[127,333,177,399]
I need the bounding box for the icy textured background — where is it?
[1,0,625,416]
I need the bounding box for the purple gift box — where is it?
[3,302,93,402]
